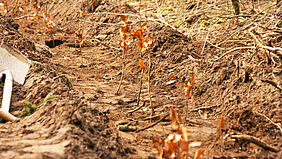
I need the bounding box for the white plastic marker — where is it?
[0,44,30,121]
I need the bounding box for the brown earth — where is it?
[0,0,281,158]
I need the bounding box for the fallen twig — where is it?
[116,50,125,95]
[215,46,256,61]
[128,99,147,114]
[143,112,168,121]
[136,113,169,133]
[254,111,282,132]
[206,15,252,19]
[136,68,144,109]
[261,79,281,91]
[231,134,280,152]
[200,27,211,57]
[249,25,282,57]
[147,49,153,116]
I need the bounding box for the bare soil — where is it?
[0,0,281,158]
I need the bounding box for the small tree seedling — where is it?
[130,22,147,106]
[130,22,154,116]
[116,15,132,95]
[183,75,196,123]
[75,10,88,55]
[17,96,55,118]
[152,107,204,159]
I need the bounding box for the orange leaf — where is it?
[126,20,132,24]
[139,59,145,69]
[120,15,127,23]
[80,11,88,16]
[19,6,25,12]
[141,38,154,52]
[26,16,37,21]
[120,25,130,34]
[141,22,147,28]
[188,75,196,87]
[120,39,132,52]
[184,75,196,99]
[189,91,193,99]
[218,115,224,129]
[140,23,147,34]
[194,149,204,159]
[171,74,177,80]
[75,39,81,44]
[183,83,190,98]
[169,107,178,131]
[143,38,154,47]
[130,23,147,39]
[129,30,141,38]
[120,25,130,39]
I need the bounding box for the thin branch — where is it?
[148,50,153,116]
[136,68,144,109]
[254,111,282,132]
[142,112,167,120]
[128,99,147,114]
[136,113,169,133]
[231,134,280,152]
[249,25,282,54]
[201,27,211,56]
[261,79,281,91]
[206,15,252,19]
[262,45,282,52]
[215,46,256,61]
[116,49,126,95]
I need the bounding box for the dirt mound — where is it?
[1,0,281,158]
[0,15,130,158]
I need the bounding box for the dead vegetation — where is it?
[0,0,281,158]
